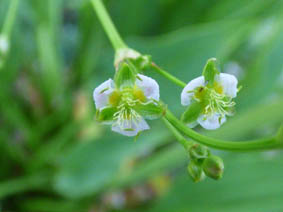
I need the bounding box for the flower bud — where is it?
[202,155,224,180]
[188,144,209,161]
[187,161,205,183]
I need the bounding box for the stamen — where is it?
[113,91,143,131]
[204,89,235,118]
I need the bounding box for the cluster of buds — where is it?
[187,144,224,182]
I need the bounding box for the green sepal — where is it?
[129,55,152,71]
[202,155,224,180]
[187,161,206,183]
[189,144,210,162]
[202,58,220,86]
[181,101,203,125]
[114,62,136,89]
[133,101,165,120]
[96,106,117,123]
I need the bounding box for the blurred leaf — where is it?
[53,124,171,198]
[148,152,283,212]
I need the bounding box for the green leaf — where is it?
[134,102,165,120]
[96,106,117,122]
[114,62,136,89]
[53,127,170,198]
[181,101,203,125]
[202,57,220,85]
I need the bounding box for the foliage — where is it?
[0,0,282,211]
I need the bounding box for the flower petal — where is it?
[112,117,150,137]
[197,113,226,130]
[93,79,115,110]
[216,73,238,98]
[136,74,160,101]
[181,76,205,106]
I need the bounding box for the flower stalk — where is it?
[165,109,280,151]
[90,0,127,51]
[151,63,187,88]
[162,117,193,150]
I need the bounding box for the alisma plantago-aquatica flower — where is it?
[181,58,238,130]
[93,61,164,136]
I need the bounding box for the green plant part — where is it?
[187,161,206,183]
[202,155,224,180]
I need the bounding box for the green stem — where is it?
[151,63,187,88]
[2,0,19,37]
[162,118,193,150]
[165,110,280,151]
[90,0,127,51]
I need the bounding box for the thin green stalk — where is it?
[162,117,193,150]
[151,63,187,88]
[165,110,281,151]
[2,0,19,37]
[90,0,127,51]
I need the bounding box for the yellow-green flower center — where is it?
[109,86,147,130]
[193,83,235,118]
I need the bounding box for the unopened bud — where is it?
[202,155,224,180]
[187,161,205,183]
[189,144,209,161]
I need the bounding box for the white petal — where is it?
[216,73,238,98]
[197,113,226,130]
[136,74,160,101]
[93,79,115,110]
[112,117,150,137]
[181,76,205,106]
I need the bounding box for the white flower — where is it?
[181,73,238,130]
[93,74,160,136]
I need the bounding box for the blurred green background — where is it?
[0,0,283,211]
